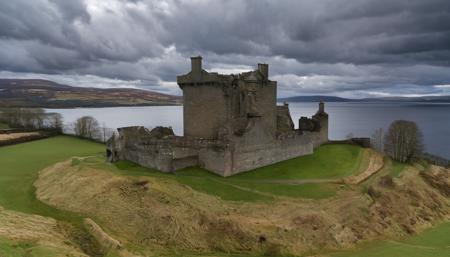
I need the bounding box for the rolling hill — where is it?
[0,79,182,108]
[279,95,355,102]
[279,95,450,103]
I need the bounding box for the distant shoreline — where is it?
[4,101,450,110]
[0,101,183,109]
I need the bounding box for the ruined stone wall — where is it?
[252,81,277,138]
[277,104,295,133]
[119,143,174,172]
[107,57,332,177]
[199,148,233,176]
[183,85,228,139]
[230,135,313,174]
[311,114,329,147]
[197,132,315,176]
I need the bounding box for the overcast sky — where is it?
[1,0,450,98]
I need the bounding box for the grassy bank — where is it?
[0,137,360,212]
[1,137,448,257]
[332,222,450,257]
[0,236,62,257]
[90,144,364,202]
[0,136,104,223]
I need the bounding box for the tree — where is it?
[0,108,46,129]
[371,128,384,152]
[27,108,45,129]
[74,116,100,139]
[100,122,114,143]
[2,108,23,128]
[384,120,423,163]
[48,113,64,133]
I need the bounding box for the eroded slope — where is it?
[34,158,450,256]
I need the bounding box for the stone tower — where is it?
[177,56,278,143]
[107,57,329,177]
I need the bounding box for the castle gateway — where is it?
[107,57,329,177]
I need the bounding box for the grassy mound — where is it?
[1,136,449,257]
[0,237,57,257]
[0,136,104,256]
[332,222,450,257]
[34,153,450,257]
[108,144,365,202]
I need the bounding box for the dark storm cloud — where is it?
[0,0,450,96]
[162,0,450,65]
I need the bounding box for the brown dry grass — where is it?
[344,149,384,184]
[34,159,450,257]
[0,205,88,256]
[0,132,41,141]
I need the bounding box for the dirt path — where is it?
[344,150,384,184]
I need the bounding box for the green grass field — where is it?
[0,136,104,223]
[96,144,364,202]
[0,136,362,209]
[195,144,364,180]
[332,222,450,257]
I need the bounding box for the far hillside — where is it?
[279,95,355,102]
[279,94,450,103]
[0,79,182,108]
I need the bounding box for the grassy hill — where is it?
[0,136,449,257]
[0,79,181,108]
[279,95,450,103]
[332,223,450,257]
[109,144,365,201]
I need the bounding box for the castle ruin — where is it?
[106,57,329,177]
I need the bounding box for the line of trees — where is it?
[371,120,424,163]
[0,108,114,143]
[0,108,63,132]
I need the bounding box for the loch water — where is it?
[47,102,450,159]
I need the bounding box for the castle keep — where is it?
[107,57,329,177]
